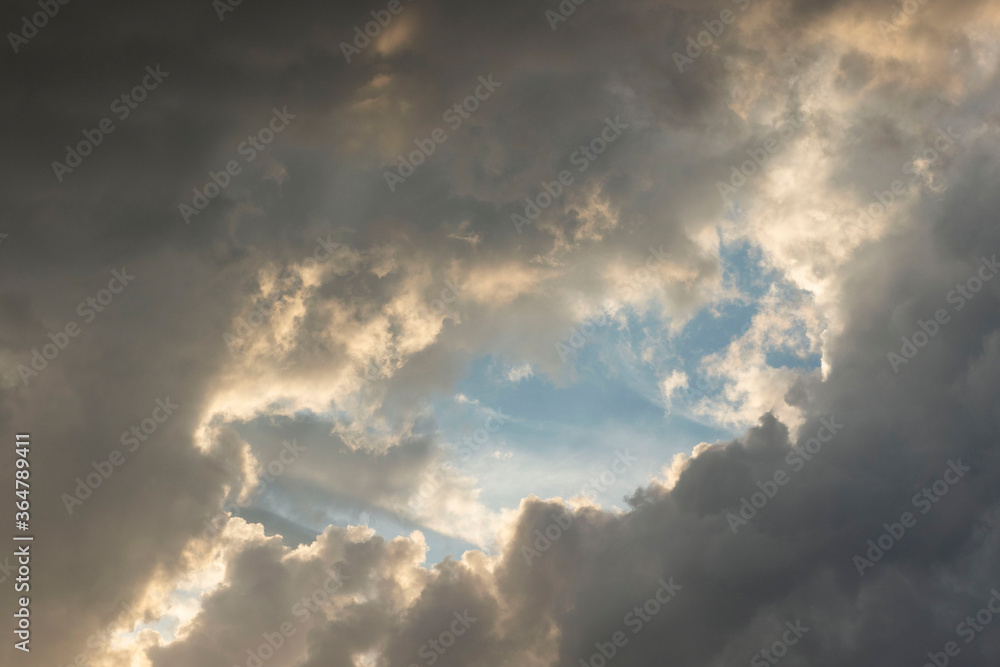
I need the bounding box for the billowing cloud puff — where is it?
[1,0,1000,664]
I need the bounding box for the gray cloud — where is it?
[2,0,1000,664]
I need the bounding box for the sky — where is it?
[1,0,1000,665]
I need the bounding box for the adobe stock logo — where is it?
[671,0,753,72]
[383,75,502,192]
[716,103,824,204]
[17,268,135,386]
[544,0,591,30]
[223,236,340,353]
[852,459,970,577]
[726,417,843,533]
[887,255,999,373]
[405,611,477,667]
[853,127,961,232]
[749,620,809,667]
[7,0,72,54]
[428,279,461,317]
[877,0,932,37]
[511,117,628,235]
[51,65,170,182]
[579,578,683,667]
[521,510,574,566]
[340,0,415,64]
[918,589,1000,667]
[62,397,179,514]
[179,107,296,224]
[394,409,507,526]
[213,0,244,21]
[200,439,307,542]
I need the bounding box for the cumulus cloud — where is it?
[2,0,1000,664]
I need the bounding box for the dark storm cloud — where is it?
[142,138,1000,664]
[1,0,999,664]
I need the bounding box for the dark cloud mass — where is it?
[1,0,1000,665]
